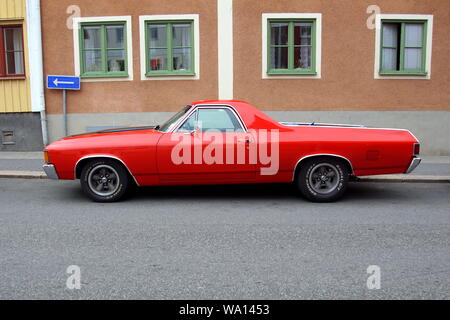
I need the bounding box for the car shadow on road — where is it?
[128,182,413,202]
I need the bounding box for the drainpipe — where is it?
[26,0,48,146]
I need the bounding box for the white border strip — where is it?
[217,0,233,98]
[262,13,322,79]
[139,14,200,81]
[374,14,433,80]
[73,16,133,82]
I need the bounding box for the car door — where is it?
[156,106,257,184]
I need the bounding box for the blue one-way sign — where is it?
[47,75,80,90]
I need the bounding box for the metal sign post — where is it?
[47,75,81,137]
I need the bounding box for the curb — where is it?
[0,170,48,179]
[357,175,450,183]
[0,171,450,183]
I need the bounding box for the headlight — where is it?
[44,151,50,163]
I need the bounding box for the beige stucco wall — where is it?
[233,0,450,111]
[41,0,218,115]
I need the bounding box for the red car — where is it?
[43,100,421,202]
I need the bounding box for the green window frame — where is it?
[79,21,128,78]
[267,19,316,75]
[145,20,195,76]
[380,20,427,76]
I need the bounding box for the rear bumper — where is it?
[405,157,421,174]
[43,163,59,180]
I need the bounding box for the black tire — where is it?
[296,157,349,202]
[80,159,129,202]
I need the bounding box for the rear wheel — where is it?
[80,159,129,202]
[296,157,349,202]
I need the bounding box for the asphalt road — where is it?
[0,178,449,299]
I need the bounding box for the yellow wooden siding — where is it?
[0,0,31,113]
[0,0,25,19]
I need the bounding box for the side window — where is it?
[197,108,243,133]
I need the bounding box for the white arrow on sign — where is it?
[53,78,75,87]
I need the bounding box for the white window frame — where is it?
[262,13,322,79]
[374,14,433,80]
[139,14,200,81]
[72,16,133,82]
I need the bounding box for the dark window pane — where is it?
[106,25,124,49]
[148,24,167,48]
[270,46,288,69]
[107,50,125,72]
[4,28,23,51]
[172,24,191,47]
[6,51,24,74]
[294,46,311,69]
[149,48,168,71]
[173,48,191,71]
[294,23,312,46]
[270,22,288,45]
[83,26,101,49]
[83,50,102,72]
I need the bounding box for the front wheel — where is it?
[296,157,349,202]
[80,159,129,202]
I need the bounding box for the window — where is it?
[0,25,25,78]
[374,14,433,79]
[139,15,199,80]
[145,21,194,76]
[177,108,244,133]
[267,19,316,75]
[79,22,128,78]
[262,13,322,79]
[380,21,427,75]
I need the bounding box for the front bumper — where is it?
[43,163,59,180]
[405,157,421,174]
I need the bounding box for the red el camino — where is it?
[43,100,421,202]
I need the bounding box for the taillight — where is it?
[414,143,420,155]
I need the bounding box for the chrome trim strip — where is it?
[280,122,365,128]
[74,155,140,186]
[405,157,421,174]
[43,164,59,180]
[292,153,355,181]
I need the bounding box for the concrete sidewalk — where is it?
[0,151,449,182]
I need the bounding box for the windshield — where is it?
[157,105,192,132]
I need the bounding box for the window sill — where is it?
[80,73,129,79]
[0,76,26,80]
[146,72,196,77]
[379,72,428,76]
[267,71,317,76]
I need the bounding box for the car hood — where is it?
[66,126,158,138]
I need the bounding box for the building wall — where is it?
[41,0,218,116]
[233,0,450,111]
[0,0,42,151]
[40,0,450,155]
[0,0,32,113]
